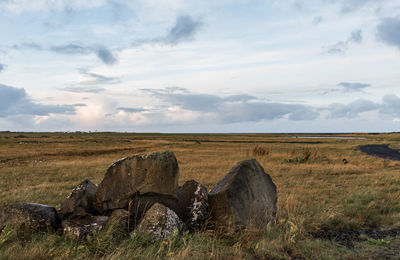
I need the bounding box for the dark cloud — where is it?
[326,41,347,54]
[142,87,319,123]
[377,16,400,49]
[327,99,379,118]
[95,46,117,65]
[325,94,400,119]
[0,63,5,72]
[142,88,220,111]
[350,29,362,43]
[11,42,118,65]
[51,43,89,54]
[51,44,117,65]
[117,107,148,113]
[12,42,43,50]
[0,83,77,117]
[78,69,120,85]
[337,82,370,92]
[323,82,371,94]
[165,15,202,45]
[325,29,363,54]
[224,94,257,102]
[219,102,319,123]
[380,94,400,117]
[132,15,202,46]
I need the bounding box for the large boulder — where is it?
[208,159,277,231]
[0,203,60,233]
[172,180,209,231]
[62,215,108,239]
[136,203,185,239]
[60,179,98,219]
[95,151,179,214]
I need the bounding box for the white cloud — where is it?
[0,0,105,13]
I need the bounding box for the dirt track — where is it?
[360,144,400,161]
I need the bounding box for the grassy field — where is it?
[1,132,400,259]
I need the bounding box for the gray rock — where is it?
[208,159,277,231]
[62,215,108,239]
[95,151,179,214]
[173,180,209,231]
[136,203,184,239]
[128,192,179,227]
[60,179,98,219]
[0,203,60,233]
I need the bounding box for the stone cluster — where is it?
[0,151,277,240]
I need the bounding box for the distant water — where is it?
[287,136,366,140]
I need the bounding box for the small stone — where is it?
[136,203,184,239]
[60,179,98,219]
[62,215,108,239]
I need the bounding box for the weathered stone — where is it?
[104,209,130,243]
[208,159,277,230]
[60,179,98,219]
[129,180,208,231]
[95,151,179,214]
[172,180,209,231]
[128,192,179,226]
[0,203,60,233]
[136,203,184,239]
[62,215,108,239]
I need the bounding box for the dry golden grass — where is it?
[1,132,400,259]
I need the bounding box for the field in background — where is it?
[1,132,400,259]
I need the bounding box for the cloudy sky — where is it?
[0,0,400,132]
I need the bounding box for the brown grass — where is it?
[1,132,400,259]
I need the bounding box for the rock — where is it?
[60,179,98,219]
[208,159,277,231]
[136,203,184,239]
[129,180,208,231]
[0,203,60,233]
[62,215,108,239]
[104,209,130,243]
[95,151,179,214]
[172,180,209,231]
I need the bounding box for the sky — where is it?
[0,0,400,133]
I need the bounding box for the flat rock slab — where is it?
[136,203,184,239]
[209,159,277,230]
[95,151,179,214]
[0,203,60,233]
[60,179,98,219]
[62,215,109,239]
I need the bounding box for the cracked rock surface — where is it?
[136,203,185,239]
